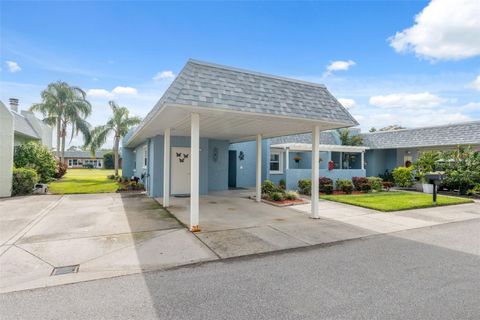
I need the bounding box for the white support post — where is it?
[190,113,200,232]
[311,125,320,219]
[256,134,262,202]
[361,151,365,170]
[163,128,170,207]
[285,148,289,171]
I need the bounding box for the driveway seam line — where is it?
[13,244,56,268]
[78,229,183,265]
[266,225,312,246]
[4,196,65,246]
[16,227,183,245]
[190,233,222,259]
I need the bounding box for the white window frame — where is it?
[269,151,284,174]
[143,145,148,168]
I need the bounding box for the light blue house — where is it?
[227,121,480,191]
[229,131,368,190]
[122,59,358,230]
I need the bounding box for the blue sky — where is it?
[1,0,479,147]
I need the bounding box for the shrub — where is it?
[103,152,114,169]
[285,191,299,200]
[382,181,394,191]
[319,177,333,192]
[335,179,353,191]
[367,177,383,192]
[440,146,480,195]
[55,159,68,179]
[352,177,369,191]
[379,169,394,182]
[262,180,278,195]
[83,163,94,169]
[323,184,334,195]
[392,166,415,187]
[14,142,56,183]
[12,167,39,196]
[270,192,285,201]
[341,184,354,194]
[107,174,116,179]
[298,179,312,195]
[360,182,372,193]
[279,179,286,190]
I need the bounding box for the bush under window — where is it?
[392,166,415,188]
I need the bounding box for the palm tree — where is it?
[337,128,363,146]
[30,81,92,162]
[87,101,141,176]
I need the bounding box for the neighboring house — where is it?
[362,121,480,177]
[122,59,358,230]
[62,150,119,169]
[0,99,53,197]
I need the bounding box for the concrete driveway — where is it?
[0,193,217,293]
[158,190,480,259]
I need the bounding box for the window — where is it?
[269,151,283,174]
[143,146,148,168]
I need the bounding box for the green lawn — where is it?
[321,191,473,212]
[49,169,122,194]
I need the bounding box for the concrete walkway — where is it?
[0,193,216,293]
[157,190,480,258]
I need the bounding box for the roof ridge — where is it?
[361,120,480,135]
[187,59,327,89]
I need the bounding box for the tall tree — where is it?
[30,81,92,162]
[87,101,141,176]
[337,128,363,146]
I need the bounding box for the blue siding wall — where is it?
[122,135,229,197]
[208,139,229,191]
[229,140,269,188]
[365,149,397,177]
[121,147,135,178]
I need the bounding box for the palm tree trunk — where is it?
[114,136,120,176]
[56,118,61,157]
[60,122,66,163]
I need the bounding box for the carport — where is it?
[124,59,358,231]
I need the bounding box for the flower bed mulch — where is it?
[249,196,309,207]
[319,190,365,196]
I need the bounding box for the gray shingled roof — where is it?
[63,150,112,158]
[13,112,40,139]
[130,59,358,142]
[360,121,480,149]
[270,131,338,145]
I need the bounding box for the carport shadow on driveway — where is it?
[0,193,216,293]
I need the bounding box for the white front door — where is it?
[171,147,191,195]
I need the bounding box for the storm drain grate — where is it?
[51,265,79,276]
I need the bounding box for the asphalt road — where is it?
[1,219,479,320]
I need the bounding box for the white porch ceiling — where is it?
[126,104,351,147]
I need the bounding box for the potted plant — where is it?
[293,154,302,163]
[414,151,440,194]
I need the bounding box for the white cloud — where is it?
[5,60,21,73]
[369,92,445,109]
[112,86,138,95]
[87,89,113,98]
[338,98,356,109]
[87,86,137,99]
[326,60,356,74]
[470,75,480,91]
[389,0,480,61]
[153,70,175,81]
